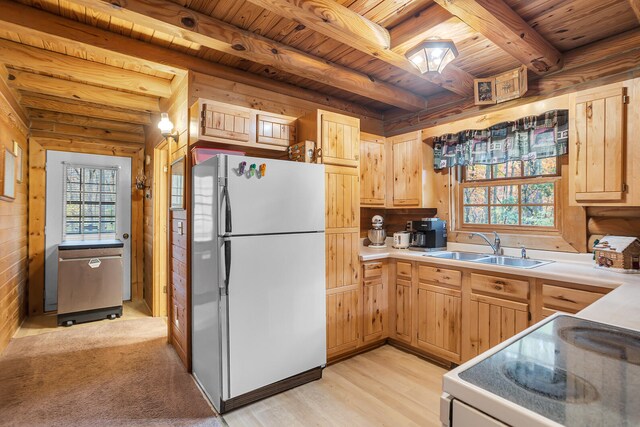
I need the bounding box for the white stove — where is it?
[441,314,640,426]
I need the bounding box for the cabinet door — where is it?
[320,112,360,167]
[572,87,627,203]
[394,278,412,343]
[326,288,360,357]
[391,134,421,206]
[363,276,386,343]
[325,165,359,229]
[467,294,529,358]
[417,283,462,363]
[201,103,250,142]
[256,114,296,147]
[359,135,386,206]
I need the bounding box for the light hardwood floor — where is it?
[223,345,448,427]
[14,300,153,338]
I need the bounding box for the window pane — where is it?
[464,187,488,204]
[84,168,101,183]
[101,221,116,233]
[67,167,81,183]
[66,183,80,192]
[491,185,519,204]
[101,184,116,193]
[65,222,81,234]
[522,206,555,226]
[466,165,491,181]
[66,203,80,217]
[82,183,100,193]
[522,183,554,204]
[524,157,557,176]
[492,161,522,179]
[67,192,81,202]
[102,170,117,184]
[101,204,116,217]
[491,206,519,225]
[83,222,100,234]
[464,206,488,224]
[82,204,100,216]
[101,193,116,203]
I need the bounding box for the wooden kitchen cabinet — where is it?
[535,279,610,320]
[391,261,413,344]
[362,261,388,344]
[299,109,360,167]
[256,113,296,148]
[359,133,386,207]
[389,131,425,207]
[570,86,627,204]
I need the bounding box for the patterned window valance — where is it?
[432,109,569,170]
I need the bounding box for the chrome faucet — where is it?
[521,246,527,259]
[470,232,502,255]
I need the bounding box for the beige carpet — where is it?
[0,317,223,427]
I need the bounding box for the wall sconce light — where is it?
[406,39,458,74]
[158,112,179,141]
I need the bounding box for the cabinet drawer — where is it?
[363,262,383,279]
[397,261,412,278]
[471,273,529,301]
[419,265,461,288]
[542,285,605,313]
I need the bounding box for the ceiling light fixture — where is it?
[406,39,458,74]
[158,112,179,141]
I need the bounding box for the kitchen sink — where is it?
[473,256,552,269]
[424,252,553,269]
[427,251,491,261]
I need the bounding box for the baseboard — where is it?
[220,366,323,413]
[327,339,387,365]
[387,339,454,369]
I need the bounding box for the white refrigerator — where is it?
[191,154,326,413]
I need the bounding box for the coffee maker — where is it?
[408,218,447,251]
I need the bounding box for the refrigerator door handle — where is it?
[223,238,231,295]
[222,184,232,234]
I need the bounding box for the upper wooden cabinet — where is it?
[360,133,386,206]
[570,87,628,204]
[359,131,430,208]
[299,109,360,167]
[189,99,296,152]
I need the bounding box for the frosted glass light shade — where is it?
[157,112,174,135]
[406,40,458,74]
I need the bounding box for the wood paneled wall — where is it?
[0,84,28,354]
[360,208,438,238]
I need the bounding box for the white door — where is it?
[226,232,326,398]
[220,155,325,235]
[45,151,131,311]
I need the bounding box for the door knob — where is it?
[123,233,130,240]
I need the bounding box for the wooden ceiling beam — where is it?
[629,0,640,23]
[30,119,145,144]
[0,64,29,128]
[67,0,427,111]
[243,0,474,97]
[433,0,563,74]
[389,4,454,54]
[28,109,145,134]
[0,0,383,120]
[30,134,144,152]
[20,93,152,125]
[7,70,160,113]
[0,39,171,98]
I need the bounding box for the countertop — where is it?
[360,242,640,330]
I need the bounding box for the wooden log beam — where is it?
[243,0,474,97]
[0,39,171,98]
[67,0,427,111]
[389,4,454,54]
[30,133,145,150]
[630,0,640,23]
[28,110,145,134]
[30,119,145,144]
[7,70,160,112]
[433,0,563,74]
[0,65,29,130]
[0,0,382,120]
[21,93,152,125]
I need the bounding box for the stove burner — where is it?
[559,326,640,365]
[502,360,598,403]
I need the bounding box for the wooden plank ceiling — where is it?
[0,0,638,138]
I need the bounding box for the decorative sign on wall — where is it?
[474,66,528,106]
[1,146,16,201]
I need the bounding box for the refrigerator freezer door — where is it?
[226,232,326,399]
[222,155,325,235]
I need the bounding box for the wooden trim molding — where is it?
[27,138,145,315]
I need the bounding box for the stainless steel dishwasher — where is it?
[57,240,124,326]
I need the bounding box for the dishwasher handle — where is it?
[59,255,123,262]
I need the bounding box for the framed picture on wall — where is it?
[14,141,23,183]
[0,147,16,201]
[170,156,185,210]
[474,78,496,105]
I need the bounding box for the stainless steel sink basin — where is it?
[473,256,552,269]
[424,251,553,269]
[427,251,492,261]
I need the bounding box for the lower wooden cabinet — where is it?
[536,279,610,319]
[416,283,462,362]
[362,261,387,344]
[392,261,413,344]
[326,287,360,357]
[467,294,529,359]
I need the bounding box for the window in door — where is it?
[461,158,559,229]
[63,165,118,241]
